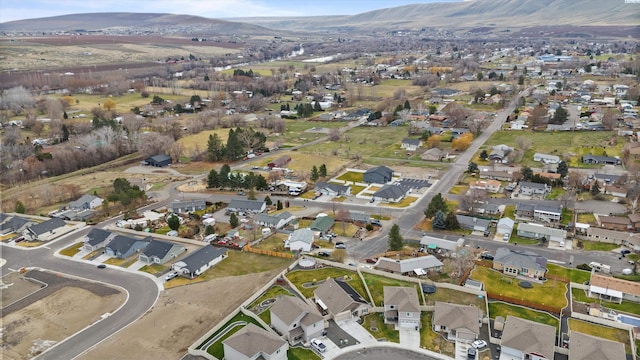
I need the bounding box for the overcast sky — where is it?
[1,0,466,23]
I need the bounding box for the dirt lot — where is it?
[1,272,44,307]
[1,271,125,359]
[79,271,280,360]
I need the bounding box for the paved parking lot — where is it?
[397,178,431,189]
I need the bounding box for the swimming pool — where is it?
[619,314,640,327]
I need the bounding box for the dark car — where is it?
[365,258,378,264]
[621,249,631,255]
[318,251,331,257]
[480,253,494,261]
[97,264,106,269]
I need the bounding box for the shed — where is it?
[145,154,172,167]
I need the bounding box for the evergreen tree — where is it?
[521,166,533,181]
[15,201,26,214]
[591,181,601,195]
[444,212,460,230]
[319,164,327,178]
[314,101,322,111]
[229,213,239,228]
[552,105,568,124]
[63,111,68,119]
[518,75,525,85]
[311,165,319,181]
[205,225,215,235]
[167,215,180,231]
[388,224,404,251]
[276,200,283,210]
[264,195,272,206]
[254,174,268,191]
[207,169,219,188]
[468,162,479,173]
[404,100,411,110]
[432,210,446,230]
[61,124,70,142]
[206,133,225,161]
[425,193,448,218]
[219,164,231,188]
[225,128,244,161]
[480,150,488,160]
[204,75,210,81]
[557,161,569,177]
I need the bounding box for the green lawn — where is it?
[547,188,566,200]
[258,309,271,324]
[471,266,567,309]
[203,312,264,357]
[577,212,597,223]
[547,264,591,284]
[560,208,572,225]
[336,171,364,183]
[424,288,486,314]
[139,263,166,275]
[288,347,321,360]
[568,319,632,354]
[248,285,294,309]
[572,287,640,316]
[503,206,515,219]
[59,242,83,257]
[579,240,620,252]
[420,312,455,356]
[361,273,423,306]
[286,267,367,299]
[362,313,399,343]
[488,302,559,331]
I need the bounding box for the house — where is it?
[533,203,562,223]
[469,180,501,193]
[500,316,555,360]
[83,228,114,251]
[272,180,307,196]
[478,203,500,215]
[372,185,408,203]
[421,147,444,161]
[432,302,481,341]
[227,199,267,213]
[456,215,490,233]
[145,154,172,167]
[519,181,551,195]
[105,234,151,259]
[286,228,315,252]
[384,286,421,329]
[588,273,640,304]
[309,216,335,237]
[0,215,34,236]
[69,194,103,210]
[517,223,566,244]
[268,155,291,169]
[313,278,370,322]
[493,247,548,278]
[22,217,68,241]
[569,331,626,360]
[489,144,513,162]
[584,227,640,250]
[420,235,464,252]
[348,210,370,224]
[479,170,513,182]
[222,323,288,360]
[270,295,325,344]
[315,182,351,197]
[515,203,535,218]
[169,199,207,213]
[255,212,294,229]
[629,213,640,232]
[172,245,227,279]
[138,239,186,264]
[598,215,632,231]
[401,138,422,152]
[582,154,620,165]
[374,256,443,275]
[497,218,515,238]
[363,166,394,184]
[533,153,560,164]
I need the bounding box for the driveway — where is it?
[128,260,148,271]
[92,254,111,264]
[399,328,420,348]
[336,318,378,346]
[455,340,473,360]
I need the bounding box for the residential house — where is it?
[489,144,513,162]
[533,203,562,223]
[145,154,172,167]
[169,199,207,213]
[519,181,551,196]
[222,323,288,360]
[569,331,626,360]
[255,212,294,229]
[69,194,103,210]
[22,217,68,241]
[584,227,640,249]
[456,215,490,233]
[313,278,370,322]
[139,239,186,264]
[268,155,291,169]
[348,210,370,225]
[493,247,548,278]
[315,182,351,197]
[469,180,501,193]
[478,203,500,215]
[517,223,567,244]
[479,170,514,182]
[500,316,555,360]
[629,213,640,232]
[363,166,394,184]
[0,215,34,236]
[401,138,422,152]
[372,185,408,203]
[374,256,443,276]
[384,286,421,329]
[432,302,481,342]
[533,153,560,164]
[227,199,267,213]
[269,295,325,345]
[588,273,640,304]
[286,228,315,252]
[598,215,632,231]
[309,216,335,238]
[497,218,515,239]
[582,154,620,165]
[83,228,114,252]
[105,234,151,259]
[421,147,444,161]
[515,203,535,218]
[420,235,465,253]
[172,245,227,279]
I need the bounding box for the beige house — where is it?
[383,286,421,329]
[313,278,370,322]
[500,316,555,360]
[269,295,325,344]
[589,273,640,304]
[222,323,288,360]
[432,302,482,341]
[569,331,625,360]
[469,179,501,193]
[493,247,547,279]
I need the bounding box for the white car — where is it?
[472,339,487,349]
[164,271,178,281]
[310,338,326,353]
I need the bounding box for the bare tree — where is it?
[137,132,175,158]
[459,188,487,213]
[515,136,532,152]
[46,98,63,120]
[529,104,548,130]
[0,86,34,115]
[567,170,585,191]
[328,128,340,141]
[467,118,490,137]
[443,103,469,127]
[336,207,351,235]
[602,108,619,130]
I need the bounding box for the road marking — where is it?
[43,246,51,249]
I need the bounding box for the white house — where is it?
[432,302,481,342]
[517,223,566,245]
[22,218,70,241]
[285,228,315,252]
[497,217,515,239]
[69,194,103,210]
[519,181,551,195]
[171,245,227,279]
[533,153,560,164]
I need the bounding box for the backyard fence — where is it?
[486,291,562,315]
[242,245,294,259]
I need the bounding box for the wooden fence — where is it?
[243,245,294,259]
[486,291,562,315]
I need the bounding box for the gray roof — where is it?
[315,181,350,194]
[365,166,394,178]
[107,234,151,254]
[289,228,314,244]
[178,245,227,272]
[348,210,370,223]
[593,173,622,183]
[169,199,206,211]
[516,203,535,212]
[69,194,102,209]
[223,323,286,357]
[373,185,408,200]
[518,223,567,238]
[384,286,420,313]
[456,215,490,230]
[402,138,421,146]
[497,217,515,229]
[146,154,171,163]
[375,256,443,273]
[270,295,322,327]
[433,302,480,335]
[0,213,8,222]
[141,239,184,259]
[569,331,626,360]
[26,217,67,236]
[256,212,292,226]
[85,228,112,246]
[583,154,618,163]
[519,181,548,190]
[228,198,265,211]
[494,247,547,272]
[534,203,562,214]
[501,316,555,360]
[314,278,367,315]
[0,216,31,233]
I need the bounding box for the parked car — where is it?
[467,347,477,359]
[365,258,377,264]
[97,264,106,269]
[164,271,178,281]
[480,252,494,261]
[621,249,631,255]
[472,340,487,349]
[310,338,326,353]
[318,251,331,257]
[335,242,346,249]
